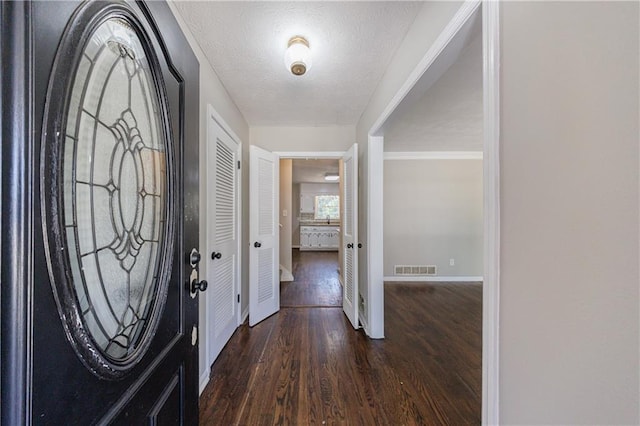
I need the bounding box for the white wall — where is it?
[355,1,465,330]
[167,1,250,392]
[292,183,301,246]
[383,159,482,277]
[279,160,293,276]
[500,2,639,423]
[300,183,339,196]
[250,125,355,152]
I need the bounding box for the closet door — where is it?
[206,109,240,365]
[249,146,280,326]
[342,144,359,329]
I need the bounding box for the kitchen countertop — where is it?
[299,221,341,227]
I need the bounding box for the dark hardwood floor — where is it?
[280,249,342,307]
[200,255,482,425]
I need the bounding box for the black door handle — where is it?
[254,242,262,248]
[191,279,208,293]
[358,243,362,248]
[211,251,222,260]
[347,243,353,248]
[189,249,201,266]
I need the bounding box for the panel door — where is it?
[206,111,240,365]
[1,1,201,424]
[249,146,280,327]
[342,144,359,329]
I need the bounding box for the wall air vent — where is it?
[394,265,436,276]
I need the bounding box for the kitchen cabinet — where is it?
[300,226,339,251]
[300,194,315,213]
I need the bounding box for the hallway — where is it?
[281,249,342,307]
[199,249,482,425]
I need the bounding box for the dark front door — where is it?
[1,1,201,424]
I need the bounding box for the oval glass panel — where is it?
[62,17,169,362]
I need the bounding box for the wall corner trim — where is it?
[482,1,501,425]
[199,371,210,395]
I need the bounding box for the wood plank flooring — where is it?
[280,249,342,307]
[200,253,482,425]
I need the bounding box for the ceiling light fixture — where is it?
[285,36,312,76]
[324,172,339,182]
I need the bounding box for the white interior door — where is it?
[249,146,280,326]
[342,143,359,328]
[206,116,240,364]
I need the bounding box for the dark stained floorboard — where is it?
[280,249,342,307]
[200,253,481,425]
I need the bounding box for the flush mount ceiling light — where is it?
[324,172,339,181]
[285,36,312,76]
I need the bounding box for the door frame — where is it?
[268,151,347,318]
[201,104,243,391]
[365,0,500,424]
[1,3,34,423]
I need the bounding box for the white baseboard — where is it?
[280,265,294,282]
[384,276,483,282]
[241,306,249,324]
[199,370,210,395]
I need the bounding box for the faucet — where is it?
[327,215,330,224]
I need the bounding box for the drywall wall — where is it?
[300,183,339,196]
[167,1,250,392]
[279,160,293,279]
[250,126,355,152]
[356,1,464,141]
[292,184,301,246]
[383,159,482,277]
[500,2,639,423]
[355,1,465,333]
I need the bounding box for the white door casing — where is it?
[342,143,359,329]
[249,146,280,326]
[206,115,240,365]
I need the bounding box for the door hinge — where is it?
[237,160,241,170]
[237,294,240,303]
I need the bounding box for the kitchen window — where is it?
[314,195,340,220]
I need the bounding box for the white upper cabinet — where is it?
[300,193,315,213]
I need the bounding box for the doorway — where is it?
[366,1,500,424]
[248,146,359,329]
[280,159,342,308]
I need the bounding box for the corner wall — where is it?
[355,1,465,331]
[167,1,250,393]
[279,160,293,278]
[500,2,639,423]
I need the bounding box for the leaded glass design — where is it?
[62,18,168,361]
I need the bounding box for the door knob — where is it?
[254,242,262,248]
[211,251,222,260]
[189,249,201,266]
[347,243,353,248]
[191,279,208,293]
[358,243,362,248]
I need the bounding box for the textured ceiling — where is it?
[173,1,422,126]
[292,159,339,184]
[383,24,483,152]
